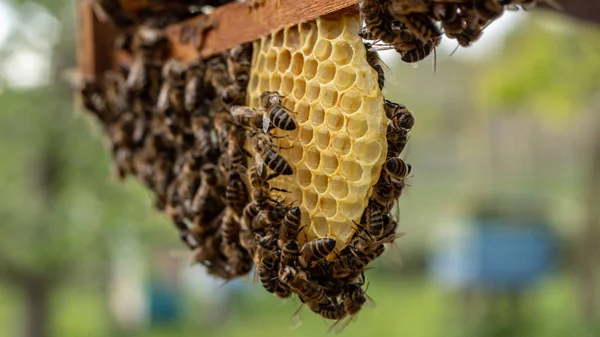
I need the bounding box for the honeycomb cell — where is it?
[355,69,377,92]
[317,61,336,84]
[314,174,328,193]
[326,108,344,132]
[282,73,294,96]
[285,25,301,48]
[341,158,363,182]
[305,146,321,170]
[250,75,259,92]
[297,166,312,188]
[319,19,344,40]
[347,115,368,138]
[259,75,270,92]
[261,37,271,53]
[311,103,325,126]
[332,41,354,66]
[290,144,304,164]
[321,196,338,218]
[296,100,310,123]
[256,55,266,72]
[270,75,282,91]
[265,51,277,72]
[302,27,318,55]
[273,29,284,47]
[277,49,292,73]
[300,125,314,145]
[353,138,382,165]
[330,176,349,199]
[339,198,364,220]
[306,81,321,101]
[291,53,304,76]
[340,90,362,114]
[293,79,306,100]
[300,207,311,230]
[303,59,318,80]
[250,96,260,108]
[315,128,331,150]
[315,39,332,61]
[334,66,357,92]
[331,133,351,156]
[304,188,319,212]
[320,87,338,108]
[313,216,329,238]
[323,152,339,175]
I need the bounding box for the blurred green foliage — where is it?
[477,14,600,122]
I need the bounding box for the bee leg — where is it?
[270,187,290,193]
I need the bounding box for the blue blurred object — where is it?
[148,282,181,324]
[430,219,555,291]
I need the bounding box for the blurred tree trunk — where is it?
[23,278,52,337]
[578,108,600,321]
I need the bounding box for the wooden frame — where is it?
[77,0,359,78]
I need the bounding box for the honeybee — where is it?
[328,281,374,333]
[260,91,297,131]
[126,27,166,94]
[225,171,249,215]
[280,240,300,268]
[252,133,293,179]
[258,265,278,293]
[191,164,223,214]
[227,44,252,88]
[392,14,441,45]
[387,0,429,16]
[364,43,387,90]
[299,238,337,268]
[474,0,504,22]
[274,282,292,298]
[158,59,187,114]
[205,56,232,98]
[386,124,409,158]
[220,208,240,245]
[384,99,415,130]
[184,60,206,112]
[80,79,108,121]
[314,302,346,320]
[359,0,398,44]
[231,105,269,131]
[370,180,397,212]
[400,36,440,65]
[383,157,411,185]
[222,84,246,106]
[280,266,329,304]
[278,206,302,247]
[363,205,386,240]
[431,3,462,38]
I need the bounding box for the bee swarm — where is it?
[77,0,542,330]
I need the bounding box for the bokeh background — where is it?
[1,1,599,337]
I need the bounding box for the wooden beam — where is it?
[76,1,117,79]
[166,0,359,63]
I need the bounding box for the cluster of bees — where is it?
[78,0,421,331]
[359,0,550,64]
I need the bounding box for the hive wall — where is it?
[247,16,388,247]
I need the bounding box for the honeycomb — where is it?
[247,16,388,247]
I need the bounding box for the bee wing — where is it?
[327,315,354,335]
[262,112,272,133]
[255,153,265,176]
[157,83,170,112]
[290,304,304,330]
[364,293,377,309]
[126,57,144,90]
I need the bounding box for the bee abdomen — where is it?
[269,107,297,130]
